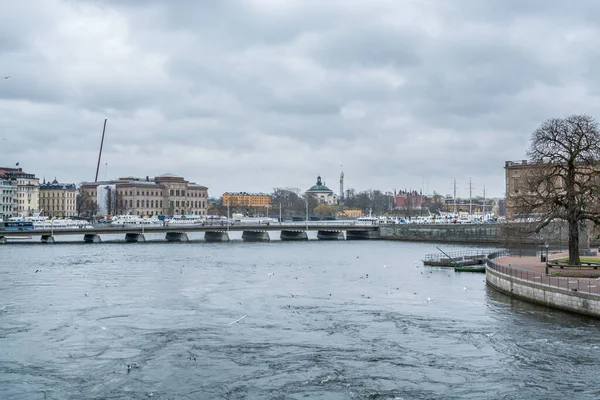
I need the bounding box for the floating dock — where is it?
[422,249,488,267]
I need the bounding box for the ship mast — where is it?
[94,119,107,182]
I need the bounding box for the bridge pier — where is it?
[242,231,270,242]
[280,230,308,241]
[165,232,189,242]
[84,234,102,243]
[317,230,345,240]
[0,236,7,244]
[125,233,146,243]
[346,230,380,240]
[204,231,230,242]
[41,235,55,244]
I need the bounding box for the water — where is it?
[1,240,600,399]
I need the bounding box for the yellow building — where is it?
[222,192,272,207]
[337,209,364,218]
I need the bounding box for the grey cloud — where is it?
[2,0,600,198]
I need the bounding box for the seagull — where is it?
[3,76,10,79]
[426,297,431,303]
[268,272,274,279]
[463,287,467,291]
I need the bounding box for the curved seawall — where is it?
[486,258,600,318]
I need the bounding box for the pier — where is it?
[0,221,379,244]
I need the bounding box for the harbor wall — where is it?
[486,261,600,318]
[379,223,501,243]
[379,221,582,246]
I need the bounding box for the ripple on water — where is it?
[1,241,600,399]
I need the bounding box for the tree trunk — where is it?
[568,217,581,265]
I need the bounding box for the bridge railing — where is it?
[486,254,600,297]
[423,249,490,263]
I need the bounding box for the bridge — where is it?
[0,221,380,244]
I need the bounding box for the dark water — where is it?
[1,240,600,399]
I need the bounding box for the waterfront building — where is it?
[80,173,208,217]
[222,192,272,207]
[504,160,542,219]
[0,177,17,220]
[0,167,40,216]
[306,176,338,205]
[39,178,77,218]
[394,189,423,209]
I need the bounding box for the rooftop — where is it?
[307,176,332,192]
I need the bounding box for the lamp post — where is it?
[227,204,230,232]
[303,198,309,231]
[545,242,549,274]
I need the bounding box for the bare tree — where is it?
[76,187,98,218]
[513,114,600,265]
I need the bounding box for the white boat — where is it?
[10,213,93,229]
[33,219,94,229]
[231,213,277,224]
[356,216,380,225]
[166,215,205,225]
[111,215,162,226]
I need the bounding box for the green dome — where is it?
[307,176,331,191]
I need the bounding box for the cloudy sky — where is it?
[2,0,600,199]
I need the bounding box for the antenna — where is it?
[453,178,457,213]
[482,185,486,216]
[95,119,107,182]
[469,177,473,215]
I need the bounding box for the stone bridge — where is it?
[0,222,380,244]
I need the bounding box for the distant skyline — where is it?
[3,1,600,198]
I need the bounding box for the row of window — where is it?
[87,189,207,198]
[135,210,207,216]
[40,192,76,198]
[40,199,75,205]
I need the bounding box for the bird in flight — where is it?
[4,76,10,79]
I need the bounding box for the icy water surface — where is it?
[1,240,600,399]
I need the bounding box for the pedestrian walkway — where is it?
[499,251,600,275]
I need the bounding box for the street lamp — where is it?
[227,204,230,232]
[303,198,309,231]
[545,242,549,274]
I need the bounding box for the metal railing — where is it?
[423,249,490,262]
[486,254,600,297]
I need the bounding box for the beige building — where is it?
[80,173,209,217]
[39,178,77,217]
[0,167,39,216]
[222,192,272,207]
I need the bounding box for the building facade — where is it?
[0,167,39,216]
[39,179,77,217]
[505,160,538,219]
[222,192,272,207]
[306,176,338,205]
[80,173,209,217]
[0,178,17,220]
